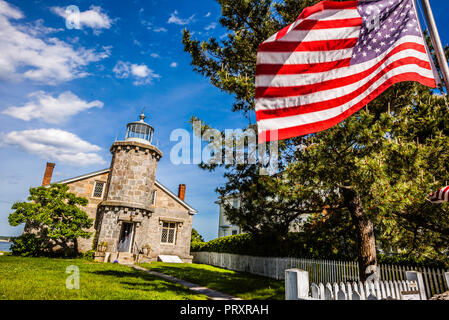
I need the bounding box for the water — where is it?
[0,242,12,252]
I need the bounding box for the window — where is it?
[161,222,177,244]
[232,230,238,235]
[92,181,105,198]
[152,190,157,205]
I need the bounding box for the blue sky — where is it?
[0,0,248,241]
[1,0,449,241]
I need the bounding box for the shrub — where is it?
[191,233,313,258]
[377,253,448,269]
[10,234,46,257]
[79,250,96,261]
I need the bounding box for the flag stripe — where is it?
[258,38,358,53]
[257,64,434,131]
[302,8,361,21]
[269,3,359,42]
[258,73,436,142]
[256,45,430,112]
[429,186,449,203]
[255,58,352,76]
[256,40,427,87]
[298,1,358,20]
[256,45,429,100]
[257,48,354,65]
[262,27,361,45]
[295,17,363,30]
[256,56,431,114]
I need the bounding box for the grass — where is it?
[140,262,285,300]
[0,256,207,300]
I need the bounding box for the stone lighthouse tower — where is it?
[95,111,163,256]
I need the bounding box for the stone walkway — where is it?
[131,265,241,300]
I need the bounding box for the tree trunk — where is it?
[342,188,378,282]
[73,238,79,257]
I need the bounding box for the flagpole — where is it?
[419,0,449,92]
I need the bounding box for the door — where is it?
[118,222,134,252]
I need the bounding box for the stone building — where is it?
[41,112,197,263]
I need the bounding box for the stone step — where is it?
[117,252,135,264]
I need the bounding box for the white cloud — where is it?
[205,22,217,30]
[24,19,64,36]
[113,61,160,85]
[168,10,195,25]
[0,129,106,166]
[150,53,160,58]
[205,12,211,18]
[131,64,151,77]
[0,0,109,84]
[2,91,103,124]
[51,5,113,32]
[153,27,167,32]
[0,0,22,19]
[170,62,178,68]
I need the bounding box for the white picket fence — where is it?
[309,280,417,300]
[285,269,427,300]
[192,252,449,298]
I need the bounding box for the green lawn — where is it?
[141,262,285,300]
[0,256,207,300]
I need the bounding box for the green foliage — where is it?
[79,250,96,261]
[10,234,46,257]
[8,184,93,257]
[377,253,448,269]
[191,228,204,243]
[191,233,355,260]
[190,228,205,252]
[192,234,252,254]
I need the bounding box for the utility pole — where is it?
[420,0,449,92]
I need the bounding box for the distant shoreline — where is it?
[0,240,11,243]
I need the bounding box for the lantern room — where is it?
[125,111,154,145]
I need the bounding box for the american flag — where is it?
[429,186,449,203]
[255,0,438,142]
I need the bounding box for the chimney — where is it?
[178,184,186,201]
[42,162,55,186]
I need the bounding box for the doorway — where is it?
[118,222,134,253]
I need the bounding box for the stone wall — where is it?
[141,207,193,262]
[96,205,152,253]
[66,171,109,252]
[96,192,193,261]
[104,141,162,208]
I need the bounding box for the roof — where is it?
[54,168,198,215]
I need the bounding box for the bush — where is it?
[191,233,320,258]
[190,241,205,252]
[79,250,95,261]
[377,253,448,269]
[10,234,46,257]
